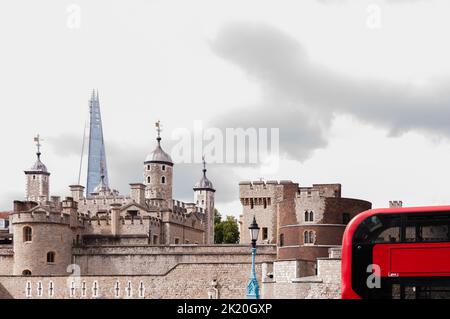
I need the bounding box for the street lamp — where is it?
[246,216,260,299]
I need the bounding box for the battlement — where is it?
[297,184,341,198]
[239,180,294,188]
[11,209,71,225]
[172,200,204,214]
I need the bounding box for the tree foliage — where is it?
[214,209,239,244]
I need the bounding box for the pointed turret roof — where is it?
[194,156,215,191]
[145,120,173,165]
[25,134,49,175]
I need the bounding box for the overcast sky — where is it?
[1,0,450,218]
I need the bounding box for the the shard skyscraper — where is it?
[86,89,109,195]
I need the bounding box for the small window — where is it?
[147,165,150,171]
[304,231,315,244]
[23,226,32,242]
[153,235,158,245]
[161,176,166,184]
[162,165,166,171]
[309,211,314,222]
[147,176,151,183]
[33,175,36,180]
[250,198,254,209]
[263,198,267,209]
[304,211,309,222]
[47,251,55,263]
[279,234,284,247]
[262,227,268,240]
[22,269,32,276]
[174,238,180,244]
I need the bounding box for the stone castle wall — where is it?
[0,262,263,299]
[0,244,278,299]
[261,256,342,299]
[72,245,277,276]
[0,246,13,275]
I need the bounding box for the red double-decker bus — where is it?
[342,205,450,299]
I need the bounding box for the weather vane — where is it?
[155,120,162,137]
[33,134,43,155]
[202,155,207,172]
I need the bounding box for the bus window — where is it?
[405,213,450,243]
[353,215,401,244]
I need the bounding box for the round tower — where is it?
[11,200,75,276]
[144,121,173,204]
[25,135,50,202]
[193,157,215,244]
[12,142,75,276]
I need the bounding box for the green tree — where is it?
[214,210,240,244]
[221,216,240,244]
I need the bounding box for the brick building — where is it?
[239,181,371,276]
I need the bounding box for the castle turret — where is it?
[25,135,50,202]
[144,121,173,205]
[193,157,215,244]
[11,199,75,276]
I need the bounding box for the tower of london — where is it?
[10,121,217,277]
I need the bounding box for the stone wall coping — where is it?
[0,261,265,278]
[73,244,276,248]
[292,276,323,283]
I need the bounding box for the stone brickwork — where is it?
[0,245,278,299]
[239,181,298,245]
[261,248,342,299]
[71,245,277,276]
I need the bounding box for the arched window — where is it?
[304,231,309,243]
[147,165,150,171]
[161,176,166,184]
[304,231,315,244]
[23,226,32,242]
[22,269,32,276]
[147,176,151,183]
[309,211,314,222]
[162,165,166,171]
[279,234,284,247]
[304,211,309,222]
[47,251,55,263]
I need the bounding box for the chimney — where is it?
[62,197,79,228]
[69,185,85,202]
[389,200,403,208]
[110,203,121,236]
[130,183,145,205]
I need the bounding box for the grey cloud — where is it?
[209,22,450,160]
[47,133,84,157]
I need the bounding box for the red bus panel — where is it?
[374,243,450,277]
